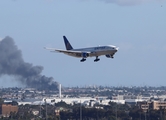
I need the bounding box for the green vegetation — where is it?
[0,98,4,105]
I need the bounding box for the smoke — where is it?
[0,36,59,90]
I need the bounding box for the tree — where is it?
[0,98,4,105]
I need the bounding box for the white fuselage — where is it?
[64,45,118,58]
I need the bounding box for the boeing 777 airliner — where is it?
[45,36,119,62]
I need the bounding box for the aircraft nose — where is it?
[115,47,119,51]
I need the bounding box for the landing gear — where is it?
[80,58,86,62]
[94,56,100,62]
[111,55,114,58]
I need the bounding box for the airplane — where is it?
[45,36,119,62]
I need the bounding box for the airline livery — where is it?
[45,36,119,62]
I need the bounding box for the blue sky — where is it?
[0,0,166,88]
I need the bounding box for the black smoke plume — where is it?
[0,36,58,91]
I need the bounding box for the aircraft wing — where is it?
[44,47,68,53]
[44,47,90,57]
[44,47,57,52]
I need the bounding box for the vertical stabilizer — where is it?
[63,36,73,50]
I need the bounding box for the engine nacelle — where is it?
[81,52,89,58]
[106,54,111,58]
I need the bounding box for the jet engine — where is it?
[106,54,112,58]
[81,52,89,58]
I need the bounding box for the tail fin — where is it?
[63,36,73,50]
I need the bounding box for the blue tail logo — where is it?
[63,36,73,50]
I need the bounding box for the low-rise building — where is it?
[152,101,166,110]
[137,101,149,112]
[137,100,166,111]
[0,104,18,117]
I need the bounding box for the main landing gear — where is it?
[80,58,86,62]
[94,56,100,62]
[80,56,100,62]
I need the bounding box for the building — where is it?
[137,100,166,111]
[152,101,166,110]
[0,104,18,117]
[137,101,149,112]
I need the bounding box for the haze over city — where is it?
[0,0,166,88]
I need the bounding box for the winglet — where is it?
[63,36,73,50]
